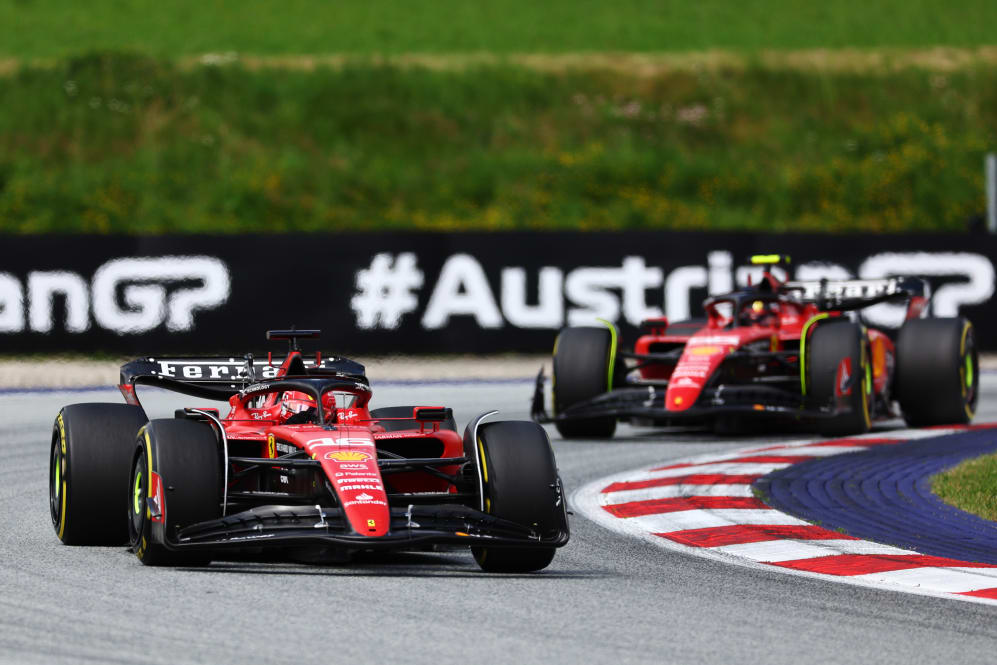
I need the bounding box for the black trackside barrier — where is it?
[0,232,995,354]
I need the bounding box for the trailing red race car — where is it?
[50,330,568,571]
[533,255,979,438]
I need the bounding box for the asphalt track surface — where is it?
[3,380,997,664]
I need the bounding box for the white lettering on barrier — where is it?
[28,271,90,333]
[92,256,230,333]
[0,256,230,334]
[860,252,996,328]
[0,273,25,333]
[501,266,563,327]
[352,250,997,333]
[422,254,503,329]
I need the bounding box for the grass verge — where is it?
[932,453,997,521]
[5,1,997,58]
[1,52,994,233]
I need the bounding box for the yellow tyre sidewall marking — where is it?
[961,321,975,419]
[551,334,560,415]
[860,342,871,429]
[133,427,153,560]
[477,437,491,514]
[144,430,154,520]
[57,413,68,540]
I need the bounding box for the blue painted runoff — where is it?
[754,429,997,565]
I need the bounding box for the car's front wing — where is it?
[166,503,569,552]
[530,368,844,426]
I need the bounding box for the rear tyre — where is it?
[471,421,566,573]
[128,419,221,566]
[369,406,457,432]
[808,320,872,437]
[49,403,147,545]
[552,326,618,439]
[896,318,978,427]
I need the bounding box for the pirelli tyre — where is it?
[471,421,566,573]
[552,326,619,439]
[808,320,872,437]
[896,317,978,427]
[369,405,458,432]
[128,419,221,566]
[49,403,147,545]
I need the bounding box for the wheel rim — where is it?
[128,452,147,543]
[133,467,143,516]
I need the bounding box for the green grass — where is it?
[932,453,997,522]
[1,53,994,233]
[3,1,997,59]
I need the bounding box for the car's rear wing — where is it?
[781,276,929,314]
[118,354,368,403]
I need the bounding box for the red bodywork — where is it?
[631,271,916,414]
[122,350,463,540]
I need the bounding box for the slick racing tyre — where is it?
[896,317,978,427]
[472,421,566,573]
[50,403,147,545]
[128,419,221,566]
[808,320,872,437]
[552,326,619,439]
[370,406,457,432]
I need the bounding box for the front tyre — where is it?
[552,326,619,439]
[49,403,147,545]
[128,419,221,566]
[471,421,567,573]
[808,320,872,437]
[896,318,978,426]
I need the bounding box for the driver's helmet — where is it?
[280,391,315,420]
[279,391,337,422]
[741,299,778,326]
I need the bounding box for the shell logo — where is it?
[324,450,373,462]
[689,345,723,356]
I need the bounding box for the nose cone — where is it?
[665,342,733,412]
[319,449,391,537]
[302,428,391,537]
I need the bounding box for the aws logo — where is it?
[324,450,373,462]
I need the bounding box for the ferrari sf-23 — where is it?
[50,330,568,571]
[533,255,978,438]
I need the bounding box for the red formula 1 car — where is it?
[49,330,568,571]
[533,255,979,438]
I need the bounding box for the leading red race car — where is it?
[533,255,978,438]
[50,330,568,571]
